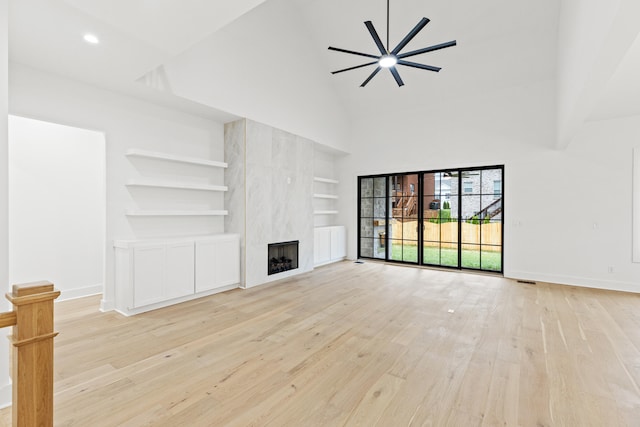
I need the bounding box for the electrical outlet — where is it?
[607,266,614,273]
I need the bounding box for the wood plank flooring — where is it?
[1,260,639,426]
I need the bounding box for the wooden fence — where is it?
[390,220,502,250]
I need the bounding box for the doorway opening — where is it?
[8,115,106,302]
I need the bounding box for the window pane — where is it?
[461,195,480,222]
[374,177,386,197]
[390,239,403,261]
[402,221,417,240]
[481,246,502,271]
[360,198,373,218]
[461,244,480,269]
[374,198,386,218]
[480,195,502,222]
[481,220,502,246]
[441,220,458,244]
[440,245,458,267]
[360,218,374,238]
[424,220,440,243]
[461,170,481,194]
[423,242,440,265]
[360,178,374,198]
[481,169,502,195]
[372,218,386,256]
[360,238,374,258]
[373,238,386,259]
[403,242,418,262]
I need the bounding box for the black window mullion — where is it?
[385,176,390,261]
[418,172,424,265]
[457,169,462,269]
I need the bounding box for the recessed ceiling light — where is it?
[83,34,99,44]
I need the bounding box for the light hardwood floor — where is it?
[1,260,639,426]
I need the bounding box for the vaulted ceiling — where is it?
[7,0,640,144]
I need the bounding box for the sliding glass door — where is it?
[359,177,387,260]
[358,166,503,273]
[389,174,419,263]
[422,171,459,268]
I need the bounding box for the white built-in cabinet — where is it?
[195,235,240,292]
[114,234,240,315]
[314,226,346,267]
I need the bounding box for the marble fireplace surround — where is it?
[224,119,315,288]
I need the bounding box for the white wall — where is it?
[338,79,640,293]
[8,116,105,299]
[9,63,227,313]
[0,0,10,408]
[154,0,350,153]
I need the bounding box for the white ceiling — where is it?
[7,0,640,126]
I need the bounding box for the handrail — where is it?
[1,281,60,427]
[0,311,17,328]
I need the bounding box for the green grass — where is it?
[388,244,501,271]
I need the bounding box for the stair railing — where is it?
[0,281,60,427]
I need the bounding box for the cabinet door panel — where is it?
[330,226,346,260]
[214,237,240,287]
[314,228,331,265]
[195,240,217,292]
[165,242,195,299]
[133,246,165,308]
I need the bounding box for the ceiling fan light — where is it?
[379,55,397,68]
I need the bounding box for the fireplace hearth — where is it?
[268,241,299,275]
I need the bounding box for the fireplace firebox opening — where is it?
[268,240,299,275]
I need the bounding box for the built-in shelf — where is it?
[126,149,228,168]
[313,193,338,199]
[126,210,228,217]
[314,210,339,215]
[313,177,339,184]
[126,179,228,192]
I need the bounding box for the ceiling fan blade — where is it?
[391,17,430,55]
[361,67,381,87]
[389,67,405,87]
[397,40,457,59]
[364,21,388,55]
[397,60,441,72]
[331,61,379,74]
[328,46,380,60]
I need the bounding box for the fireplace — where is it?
[268,240,299,275]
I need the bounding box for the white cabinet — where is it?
[314,228,331,265]
[166,242,196,300]
[132,242,194,307]
[330,226,346,259]
[314,226,346,267]
[115,234,240,316]
[195,236,239,292]
[133,245,166,307]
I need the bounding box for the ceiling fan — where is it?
[328,0,456,87]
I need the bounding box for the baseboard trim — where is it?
[57,283,102,302]
[506,270,639,294]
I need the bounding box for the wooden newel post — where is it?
[6,281,60,427]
